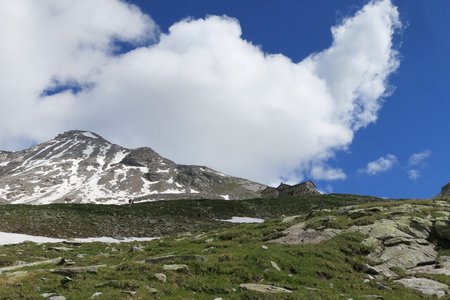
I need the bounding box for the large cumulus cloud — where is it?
[0,0,401,184]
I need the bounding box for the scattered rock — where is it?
[395,277,449,298]
[163,264,190,273]
[62,259,76,266]
[154,273,167,283]
[0,257,64,274]
[41,293,56,298]
[270,261,281,271]
[145,254,205,264]
[48,247,74,252]
[361,264,380,275]
[48,296,66,300]
[376,282,392,290]
[146,286,158,294]
[131,245,145,252]
[90,292,102,299]
[239,283,292,293]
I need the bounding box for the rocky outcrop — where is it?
[395,278,449,298]
[261,180,319,198]
[436,183,450,199]
[269,222,340,245]
[271,200,450,296]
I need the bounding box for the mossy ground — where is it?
[0,218,436,299]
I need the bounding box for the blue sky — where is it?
[126,0,449,198]
[0,0,448,199]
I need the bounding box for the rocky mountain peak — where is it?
[0,130,266,204]
[437,183,450,199]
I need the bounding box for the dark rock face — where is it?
[436,183,450,199]
[261,180,319,198]
[0,130,266,204]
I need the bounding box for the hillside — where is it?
[2,196,450,299]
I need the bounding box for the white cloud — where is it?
[0,0,401,184]
[360,154,398,175]
[406,150,431,181]
[310,163,346,181]
[408,169,421,181]
[408,150,431,166]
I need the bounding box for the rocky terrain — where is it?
[437,183,450,199]
[2,196,450,299]
[0,130,266,204]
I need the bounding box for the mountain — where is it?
[436,182,450,199]
[0,130,266,204]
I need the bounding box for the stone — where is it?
[0,257,64,274]
[408,255,450,276]
[131,245,145,252]
[146,286,158,294]
[434,221,450,241]
[154,273,167,283]
[163,264,190,273]
[270,222,340,245]
[355,219,413,241]
[48,297,66,300]
[383,236,413,246]
[48,247,74,252]
[395,277,449,298]
[375,282,391,290]
[145,254,205,264]
[121,291,137,296]
[41,293,56,298]
[239,283,292,293]
[261,245,268,250]
[270,261,281,271]
[90,292,102,298]
[369,242,437,270]
[361,264,380,275]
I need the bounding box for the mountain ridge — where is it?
[0,130,266,204]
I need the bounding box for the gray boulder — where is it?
[239,283,292,293]
[395,277,449,298]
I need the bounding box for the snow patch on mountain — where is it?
[0,130,266,204]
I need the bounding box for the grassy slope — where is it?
[0,194,381,238]
[1,195,442,299]
[0,218,427,300]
